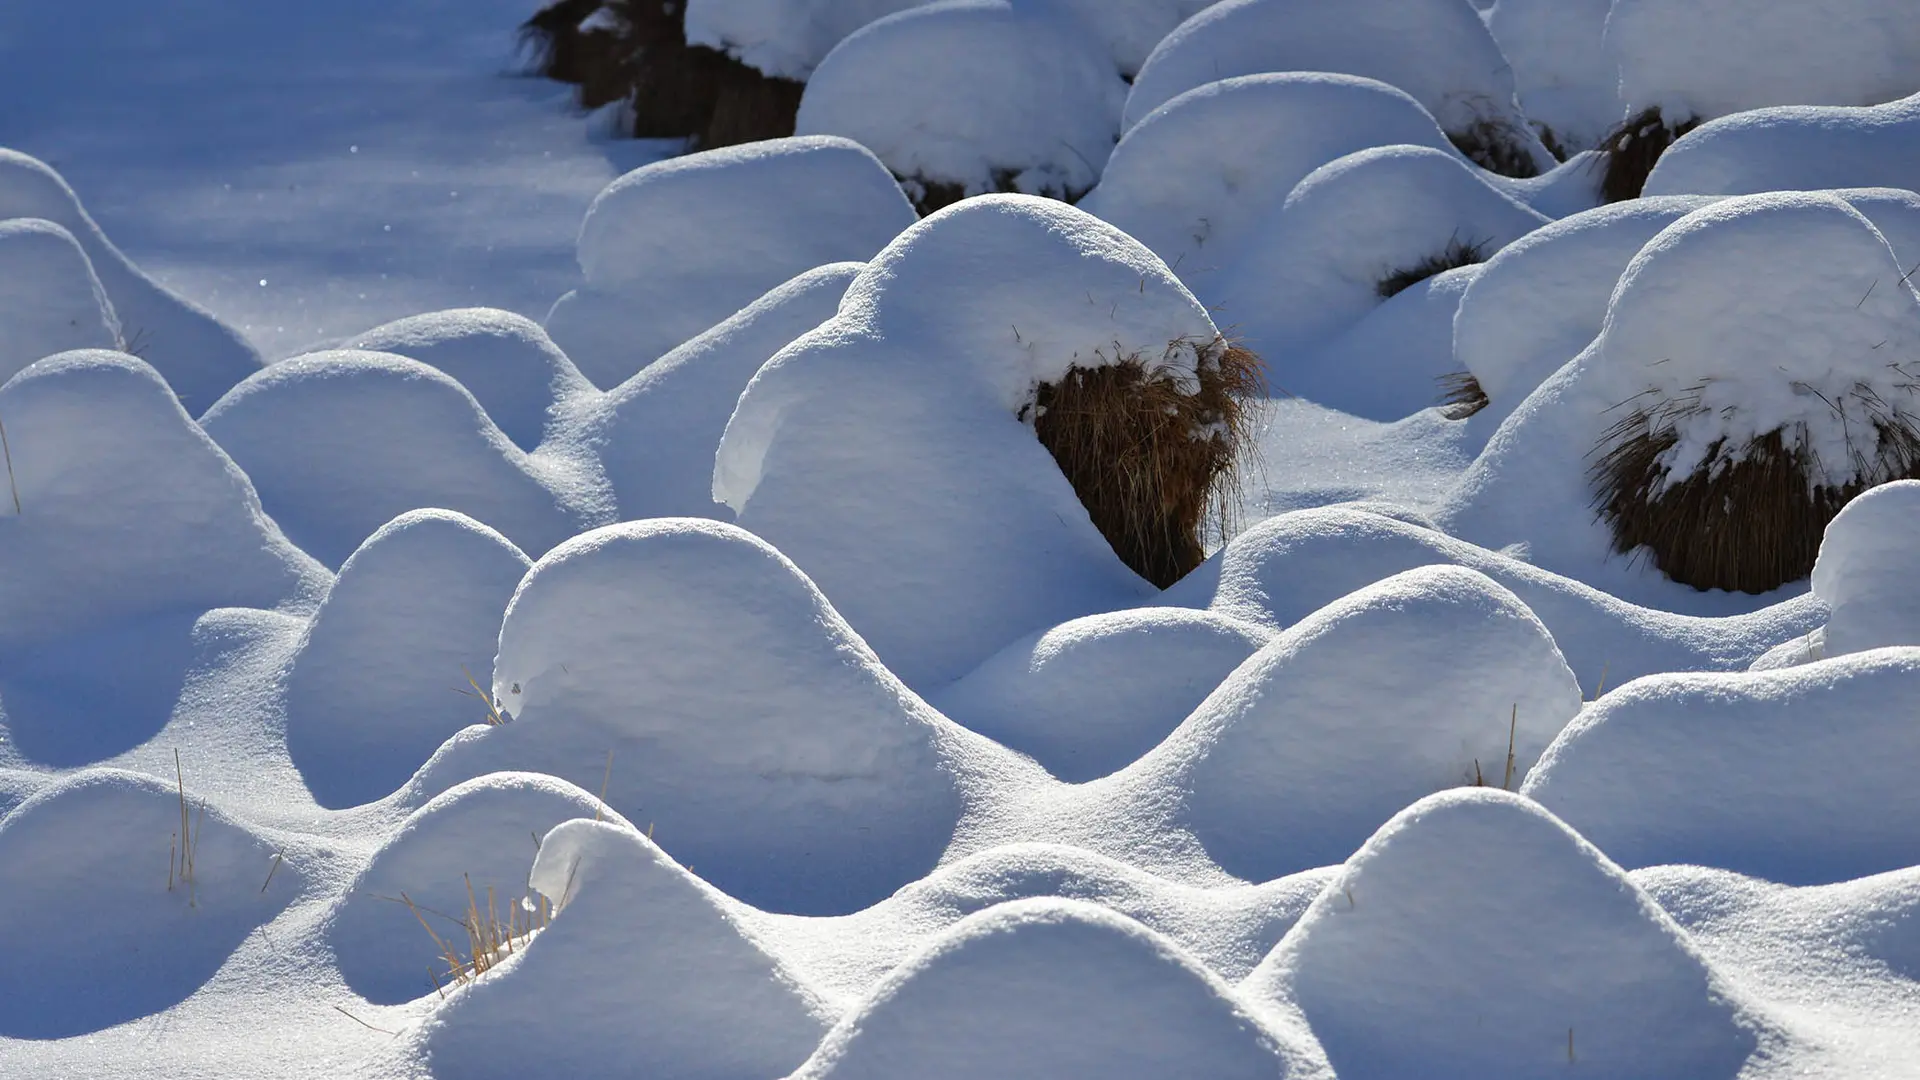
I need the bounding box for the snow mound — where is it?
[686,0,922,81]
[1124,0,1551,174]
[1244,788,1770,1079]
[0,768,298,1038]
[0,350,321,648]
[1444,192,1920,593]
[1646,93,1920,197]
[1525,648,1920,884]
[932,607,1272,782]
[324,773,616,1004]
[0,148,260,410]
[284,510,531,810]
[1608,0,1920,121]
[411,818,832,1080]
[790,898,1322,1080]
[545,136,915,388]
[345,308,595,452]
[1453,196,1715,427]
[0,218,120,384]
[580,261,860,521]
[795,1,1126,203]
[1301,261,1483,420]
[1148,565,1582,880]
[412,518,970,914]
[1809,480,1920,658]
[1215,144,1548,407]
[715,195,1216,685]
[199,349,607,568]
[1081,72,1460,281]
[1485,0,1621,154]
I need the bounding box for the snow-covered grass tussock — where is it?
[1647,92,1920,199]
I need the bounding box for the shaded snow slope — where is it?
[200,349,609,568]
[0,218,120,385]
[544,136,915,388]
[284,511,531,809]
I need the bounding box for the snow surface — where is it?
[1485,0,1622,153]
[1647,93,1920,198]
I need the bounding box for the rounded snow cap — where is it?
[0,218,119,385]
[1811,479,1920,656]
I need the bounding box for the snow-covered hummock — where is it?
[1213,145,1548,415]
[1808,480,1920,657]
[412,519,987,915]
[405,818,834,1080]
[1525,648,1920,885]
[932,608,1272,782]
[1607,0,1920,122]
[578,262,860,521]
[715,195,1219,686]
[0,218,120,385]
[1123,0,1554,174]
[1443,192,1920,598]
[0,351,323,648]
[0,148,260,410]
[789,898,1326,1080]
[795,1,1126,204]
[544,137,915,389]
[324,773,620,1005]
[686,0,923,81]
[199,349,609,569]
[1484,0,1621,154]
[283,510,531,809]
[1081,72,1462,284]
[0,768,298,1039]
[1127,566,1582,881]
[345,308,596,453]
[1646,93,1920,198]
[1160,506,1823,691]
[1452,196,1716,429]
[1242,789,1773,1079]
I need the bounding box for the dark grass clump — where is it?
[1593,106,1700,203]
[520,0,805,149]
[903,171,1092,218]
[1448,118,1543,179]
[1435,371,1490,419]
[1026,338,1266,588]
[1590,386,1920,592]
[1377,235,1490,299]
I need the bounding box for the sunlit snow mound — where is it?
[1525,648,1920,885]
[0,148,260,408]
[346,308,595,452]
[1127,565,1581,880]
[933,607,1271,782]
[1808,480,1920,657]
[200,349,609,568]
[795,0,1125,204]
[1485,0,1620,154]
[543,136,915,387]
[324,772,617,1004]
[284,511,531,809]
[0,768,298,1038]
[413,518,974,914]
[686,0,922,81]
[790,898,1326,1080]
[0,218,120,384]
[577,261,860,521]
[1244,788,1775,1079]
[404,818,833,1080]
[715,194,1221,686]
[1647,93,1920,197]
[1125,0,1553,175]
[1082,72,1460,282]
[1445,192,1920,596]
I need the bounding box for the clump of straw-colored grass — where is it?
[1026,336,1265,588]
[1592,106,1699,203]
[168,749,205,907]
[1589,382,1920,592]
[398,875,556,993]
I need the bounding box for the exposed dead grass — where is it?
[169,750,204,906]
[1377,235,1490,299]
[398,876,555,992]
[1435,370,1490,419]
[1028,336,1265,588]
[1448,118,1542,178]
[1592,106,1700,203]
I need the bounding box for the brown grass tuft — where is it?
[398,876,554,992]
[1027,337,1266,588]
[1435,370,1490,419]
[1378,235,1490,299]
[1592,106,1700,203]
[1448,118,1542,178]
[1590,383,1920,592]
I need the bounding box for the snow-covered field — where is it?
[3,1,1920,1077]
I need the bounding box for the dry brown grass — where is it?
[398,876,555,992]
[1435,370,1490,419]
[1028,337,1266,588]
[1377,235,1489,299]
[1448,118,1542,178]
[1590,382,1920,592]
[168,750,204,906]
[1593,106,1700,203]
